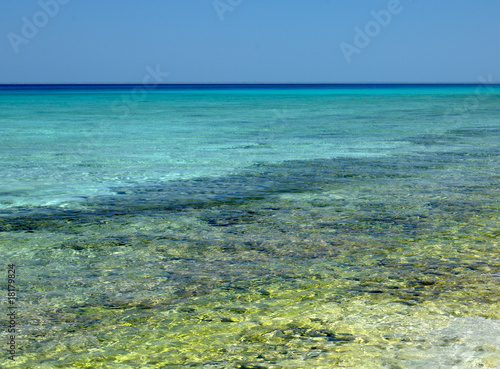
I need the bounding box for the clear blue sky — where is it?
[1,0,499,84]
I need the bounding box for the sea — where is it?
[1,84,499,368]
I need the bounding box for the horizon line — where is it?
[1,82,499,85]
[1,82,500,90]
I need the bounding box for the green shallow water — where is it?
[1,142,499,367]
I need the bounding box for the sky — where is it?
[0,0,499,84]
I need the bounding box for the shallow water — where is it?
[1,86,499,368]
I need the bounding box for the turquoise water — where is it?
[1,86,499,368]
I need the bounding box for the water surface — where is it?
[1,85,499,368]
